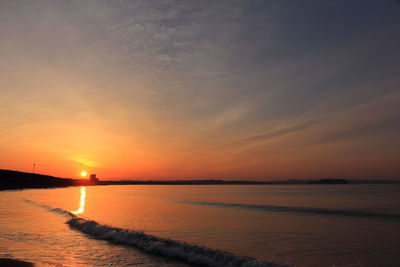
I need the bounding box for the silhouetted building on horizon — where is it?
[90,174,99,184]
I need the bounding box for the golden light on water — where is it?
[72,186,86,214]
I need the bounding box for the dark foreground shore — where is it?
[0,258,34,266]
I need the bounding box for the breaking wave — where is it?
[25,200,289,267]
[67,216,289,267]
[179,200,400,221]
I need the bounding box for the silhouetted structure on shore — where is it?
[90,174,99,184]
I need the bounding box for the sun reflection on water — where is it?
[72,186,86,214]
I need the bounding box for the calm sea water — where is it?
[1,184,400,266]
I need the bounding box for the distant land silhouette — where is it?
[1,169,399,191]
[309,178,348,184]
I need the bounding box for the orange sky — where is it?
[1,1,399,180]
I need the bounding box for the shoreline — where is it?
[2,169,399,191]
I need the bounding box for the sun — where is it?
[80,171,87,177]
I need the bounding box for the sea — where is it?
[1,184,400,267]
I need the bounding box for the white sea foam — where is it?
[66,216,290,267]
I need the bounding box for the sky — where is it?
[1,0,399,180]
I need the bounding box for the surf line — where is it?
[67,216,290,267]
[24,199,290,267]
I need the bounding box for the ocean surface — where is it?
[1,184,400,267]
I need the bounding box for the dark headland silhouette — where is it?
[1,169,399,191]
[0,169,95,190]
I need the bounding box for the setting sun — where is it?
[80,171,87,177]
